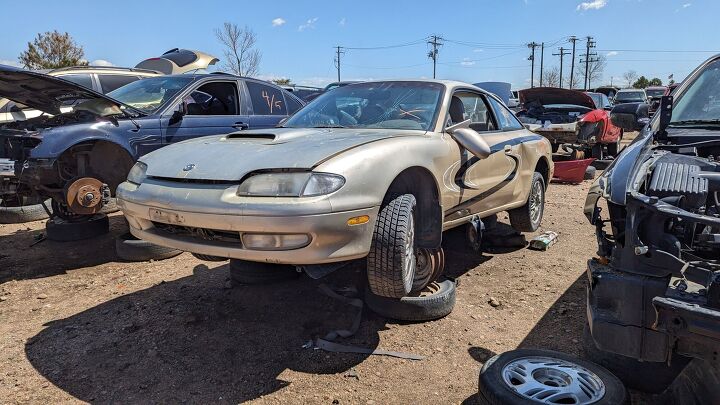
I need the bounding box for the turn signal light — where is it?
[347,215,370,226]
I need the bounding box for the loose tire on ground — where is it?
[478,348,627,405]
[367,194,417,298]
[46,214,110,242]
[364,279,456,322]
[584,166,597,180]
[509,172,545,233]
[115,232,182,261]
[229,259,300,285]
[582,324,690,394]
[0,198,52,224]
[191,253,228,262]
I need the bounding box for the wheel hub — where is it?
[501,356,605,404]
[65,177,105,215]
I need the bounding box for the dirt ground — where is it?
[0,176,612,404]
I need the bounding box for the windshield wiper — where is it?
[668,119,720,127]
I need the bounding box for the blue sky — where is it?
[2,0,717,89]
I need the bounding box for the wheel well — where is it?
[534,157,550,189]
[57,140,135,195]
[384,167,442,249]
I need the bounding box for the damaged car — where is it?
[116,80,553,320]
[583,55,720,397]
[0,65,303,227]
[517,87,623,159]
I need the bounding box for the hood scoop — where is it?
[226,133,276,141]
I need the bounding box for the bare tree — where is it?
[215,23,261,77]
[585,55,607,89]
[623,70,638,88]
[272,78,291,85]
[19,30,86,69]
[542,66,560,88]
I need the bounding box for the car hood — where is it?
[0,65,129,115]
[519,87,596,109]
[142,127,425,181]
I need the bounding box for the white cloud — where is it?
[460,58,476,66]
[90,59,113,67]
[683,3,691,7]
[298,17,318,32]
[272,18,286,27]
[0,59,21,67]
[606,51,618,57]
[338,17,346,26]
[576,0,607,11]
[473,48,484,53]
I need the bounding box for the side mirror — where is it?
[169,103,187,125]
[447,125,491,159]
[610,102,649,132]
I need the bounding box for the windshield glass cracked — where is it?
[283,81,444,131]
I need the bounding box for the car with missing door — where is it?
[0,65,303,222]
[117,80,553,315]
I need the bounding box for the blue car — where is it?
[0,65,303,219]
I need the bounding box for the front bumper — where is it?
[117,180,379,264]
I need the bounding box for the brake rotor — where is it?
[64,177,104,215]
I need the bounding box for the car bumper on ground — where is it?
[116,180,379,264]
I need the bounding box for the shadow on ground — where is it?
[0,214,129,283]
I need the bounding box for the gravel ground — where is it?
[0,176,608,404]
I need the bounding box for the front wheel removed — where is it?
[364,279,456,322]
[229,259,300,285]
[46,214,110,242]
[478,349,627,405]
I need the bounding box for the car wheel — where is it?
[46,214,110,242]
[115,232,183,262]
[191,253,228,262]
[229,259,300,285]
[582,324,690,394]
[509,172,545,233]
[364,279,456,322]
[367,194,417,298]
[0,197,52,224]
[411,247,445,293]
[478,349,627,405]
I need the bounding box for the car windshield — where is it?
[615,91,645,101]
[646,89,665,98]
[107,76,193,114]
[587,93,602,109]
[284,81,445,131]
[670,59,720,124]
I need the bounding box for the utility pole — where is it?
[569,36,579,89]
[527,42,540,88]
[334,46,344,82]
[582,36,597,90]
[427,35,443,79]
[553,47,570,88]
[539,42,545,87]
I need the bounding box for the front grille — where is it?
[152,222,241,243]
[148,176,238,185]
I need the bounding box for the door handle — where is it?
[504,144,512,153]
[233,122,249,130]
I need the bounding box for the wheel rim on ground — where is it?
[403,215,415,288]
[529,180,544,225]
[501,356,606,404]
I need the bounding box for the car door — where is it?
[244,80,294,128]
[161,79,250,145]
[447,91,526,219]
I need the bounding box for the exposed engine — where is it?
[516,101,592,125]
[1,110,101,132]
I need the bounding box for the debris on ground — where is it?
[529,231,559,251]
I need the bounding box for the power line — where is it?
[569,36,579,89]
[553,47,571,88]
[539,42,545,86]
[527,42,540,88]
[343,39,427,50]
[428,35,443,79]
[334,46,344,82]
[597,49,720,53]
[581,36,598,89]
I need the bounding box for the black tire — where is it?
[367,194,417,298]
[0,198,52,224]
[584,166,597,180]
[582,324,690,394]
[509,172,545,233]
[229,259,299,285]
[115,232,182,261]
[606,140,619,157]
[45,214,110,242]
[551,143,560,153]
[478,349,627,405]
[364,279,456,322]
[192,253,228,262]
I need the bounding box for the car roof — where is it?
[617,88,645,92]
[48,65,162,75]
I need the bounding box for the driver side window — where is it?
[449,92,497,132]
[184,81,239,116]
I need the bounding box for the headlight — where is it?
[236,172,345,197]
[127,161,147,185]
